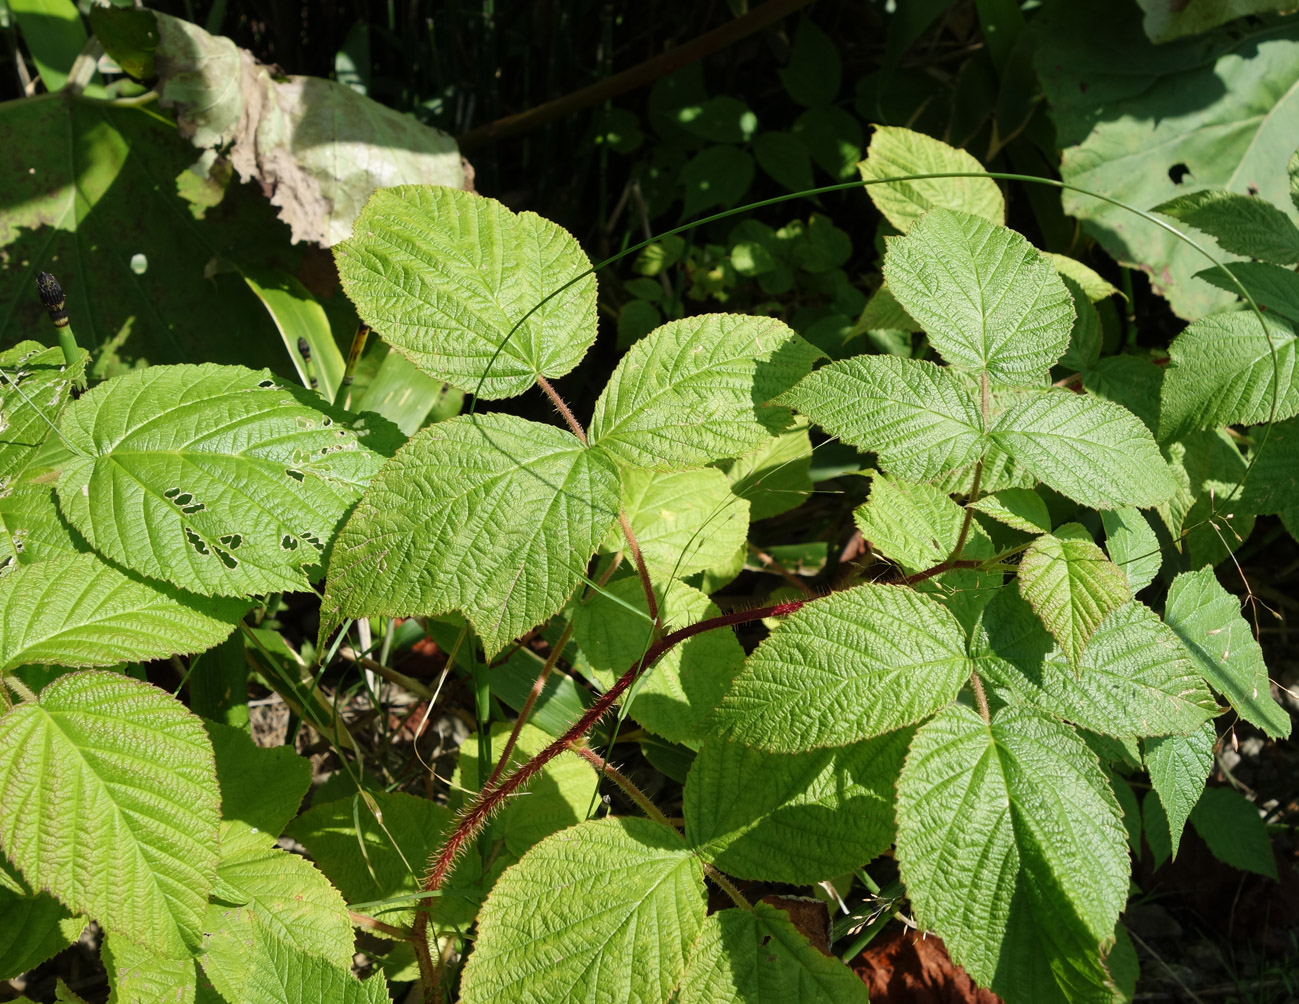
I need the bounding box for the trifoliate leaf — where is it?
[975,590,1216,738]
[1195,261,1299,324]
[884,209,1073,382]
[781,355,984,483]
[1159,311,1299,441]
[458,817,706,1004]
[858,126,1005,231]
[572,577,743,748]
[589,314,821,470]
[1189,787,1277,880]
[685,730,911,883]
[54,364,398,597]
[1102,507,1161,594]
[718,417,814,521]
[607,467,750,578]
[969,487,1051,534]
[0,672,220,957]
[1164,567,1290,738]
[991,389,1176,508]
[1144,721,1215,859]
[322,413,620,657]
[1017,524,1131,665]
[710,584,969,752]
[206,722,311,838]
[895,704,1128,996]
[677,903,870,1004]
[1155,189,1299,264]
[0,552,245,673]
[335,185,597,399]
[0,860,84,982]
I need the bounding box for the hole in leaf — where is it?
[0,556,12,572]
[282,535,299,551]
[172,493,194,507]
[164,487,181,499]
[257,379,275,388]
[1168,163,1190,184]
[181,502,205,515]
[301,531,323,551]
[285,469,305,483]
[184,527,210,555]
[213,546,238,569]
[219,533,243,549]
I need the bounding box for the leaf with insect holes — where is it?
[54,364,400,598]
[1164,567,1290,739]
[458,817,706,1004]
[1144,721,1215,859]
[0,341,86,483]
[321,413,620,657]
[884,209,1074,383]
[0,672,220,958]
[588,314,822,470]
[335,185,597,399]
[0,552,245,673]
[677,903,870,1004]
[858,126,1005,232]
[685,729,911,883]
[0,477,83,573]
[896,704,1128,1002]
[780,355,984,483]
[710,584,970,752]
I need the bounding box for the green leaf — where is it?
[1144,721,1215,859]
[458,817,706,1004]
[0,552,243,673]
[681,146,756,218]
[1159,428,1254,569]
[206,722,310,837]
[335,186,594,399]
[285,790,449,929]
[781,355,984,483]
[753,132,815,195]
[1189,787,1277,880]
[239,265,344,401]
[0,477,82,573]
[1017,524,1131,665]
[677,903,870,1004]
[858,126,1005,232]
[10,0,88,92]
[1106,768,1142,855]
[103,932,195,1004]
[0,341,85,483]
[854,471,994,573]
[55,364,397,597]
[1083,355,1164,437]
[684,730,911,883]
[718,417,813,521]
[792,107,863,180]
[1195,261,1299,324]
[1155,190,1299,264]
[1060,276,1103,372]
[0,859,84,982]
[1102,507,1161,594]
[884,209,1073,382]
[572,577,743,748]
[853,282,921,333]
[608,467,750,579]
[1138,0,1290,42]
[975,590,1216,738]
[1045,253,1120,303]
[677,96,758,144]
[1243,414,1299,534]
[1141,790,1172,868]
[990,389,1177,508]
[589,314,821,470]
[711,584,969,752]
[779,20,841,107]
[1158,311,1298,440]
[322,413,620,657]
[1164,567,1290,739]
[969,487,1051,534]
[0,672,220,957]
[896,704,1128,997]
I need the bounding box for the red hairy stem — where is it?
[487,621,573,787]
[902,558,985,587]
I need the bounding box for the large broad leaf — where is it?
[0,477,82,573]
[883,209,1073,382]
[1158,311,1298,440]
[896,704,1129,1002]
[1016,524,1131,665]
[781,355,984,483]
[0,94,294,376]
[677,903,870,1004]
[1037,2,1299,320]
[54,364,398,597]
[458,817,706,1004]
[684,730,911,883]
[572,577,743,749]
[335,186,595,399]
[1164,567,1290,738]
[322,413,620,657]
[974,590,1216,738]
[1159,428,1255,570]
[1137,0,1293,43]
[0,672,220,957]
[0,860,84,982]
[0,552,244,672]
[857,125,1005,232]
[103,934,196,1004]
[990,389,1176,508]
[710,584,969,752]
[588,314,821,470]
[1144,721,1215,859]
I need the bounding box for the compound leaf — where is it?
[884,209,1073,382]
[55,364,398,598]
[335,186,596,399]
[710,584,969,752]
[458,817,706,1004]
[1144,721,1215,859]
[322,413,620,657]
[0,672,220,957]
[589,314,821,470]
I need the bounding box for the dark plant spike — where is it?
[36,271,86,395]
[297,335,318,390]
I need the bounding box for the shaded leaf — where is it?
[1189,787,1277,879]
[1155,190,1299,264]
